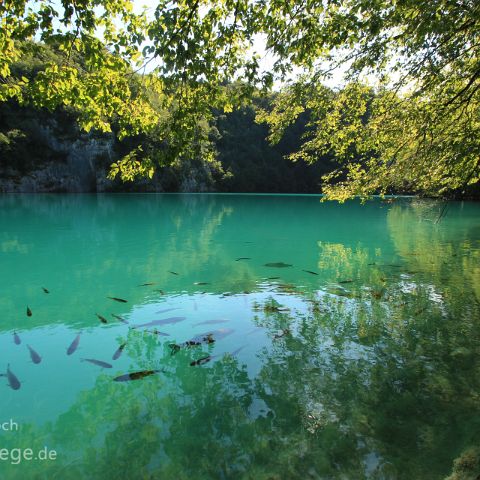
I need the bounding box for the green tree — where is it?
[2,1,479,196]
[255,0,480,199]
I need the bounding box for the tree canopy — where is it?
[1,0,479,198]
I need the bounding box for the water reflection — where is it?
[0,194,478,479]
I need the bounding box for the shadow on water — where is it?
[0,195,479,479]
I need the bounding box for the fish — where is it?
[138,282,155,286]
[338,279,354,284]
[27,344,41,364]
[190,356,213,366]
[168,271,179,275]
[194,282,210,285]
[5,365,21,390]
[191,344,245,366]
[169,332,216,355]
[27,306,32,317]
[42,287,50,294]
[302,270,318,275]
[195,328,234,341]
[246,327,263,336]
[273,328,291,339]
[133,316,186,329]
[13,331,21,345]
[156,290,165,295]
[266,276,280,280]
[67,334,81,355]
[82,358,113,368]
[113,370,163,382]
[235,257,251,261]
[111,313,129,324]
[264,262,292,268]
[107,297,128,303]
[96,313,108,324]
[193,319,229,326]
[145,329,170,336]
[112,343,127,360]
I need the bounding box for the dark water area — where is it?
[0,194,479,479]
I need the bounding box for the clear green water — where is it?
[0,194,479,480]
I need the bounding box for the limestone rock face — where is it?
[0,118,217,193]
[0,119,115,193]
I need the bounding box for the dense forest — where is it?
[1,1,479,197]
[0,41,337,193]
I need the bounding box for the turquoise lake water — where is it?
[0,194,479,479]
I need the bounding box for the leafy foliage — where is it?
[1,0,479,196]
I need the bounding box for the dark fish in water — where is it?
[156,290,165,295]
[27,306,32,317]
[302,270,318,275]
[236,257,251,261]
[114,369,162,382]
[81,358,113,368]
[139,282,155,286]
[5,364,21,390]
[194,282,210,285]
[107,296,128,303]
[112,343,127,360]
[264,262,292,268]
[266,276,280,280]
[168,271,179,275]
[338,279,354,284]
[387,264,402,268]
[42,287,50,294]
[193,319,228,326]
[133,316,186,329]
[13,331,21,345]
[169,332,216,355]
[96,313,108,324]
[67,334,81,355]
[190,355,213,366]
[155,308,178,314]
[27,344,41,364]
[145,329,170,336]
[111,313,129,324]
[368,262,376,266]
[195,328,234,341]
[274,328,291,339]
[191,344,246,366]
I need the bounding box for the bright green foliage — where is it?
[1,0,479,195]
[256,0,480,199]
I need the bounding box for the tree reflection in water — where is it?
[0,197,478,479]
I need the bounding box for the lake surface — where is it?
[0,194,479,479]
